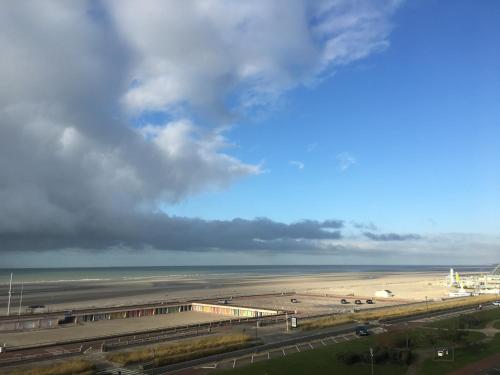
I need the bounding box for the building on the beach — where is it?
[375,290,393,298]
[444,264,500,295]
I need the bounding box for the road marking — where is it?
[233,359,236,368]
[321,340,326,346]
[309,343,314,349]
[296,345,300,352]
[251,354,254,363]
[282,348,286,356]
[268,352,270,359]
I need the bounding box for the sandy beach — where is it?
[0,270,449,315]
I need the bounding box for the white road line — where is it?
[251,354,254,363]
[296,345,300,352]
[309,343,314,349]
[267,352,270,359]
[282,348,286,356]
[233,359,236,368]
[321,340,326,346]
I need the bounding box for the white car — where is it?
[437,349,448,357]
[493,301,500,306]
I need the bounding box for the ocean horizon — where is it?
[0,264,495,285]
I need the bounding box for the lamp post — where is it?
[370,347,374,375]
[7,273,13,316]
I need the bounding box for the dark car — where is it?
[355,325,369,336]
[290,298,298,303]
[340,298,348,304]
[354,299,362,305]
[366,299,374,304]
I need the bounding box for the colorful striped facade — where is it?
[191,302,277,318]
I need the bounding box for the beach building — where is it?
[191,303,277,318]
[0,301,280,332]
[375,290,393,298]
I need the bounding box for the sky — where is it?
[1,0,499,267]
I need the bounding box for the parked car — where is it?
[493,301,500,306]
[290,298,298,303]
[340,298,348,304]
[354,299,362,305]
[366,299,374,304]
[437,348,449,357]
[355,325,369,336]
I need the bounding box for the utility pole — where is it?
[285,312,289,332]
[425,296,429,312]
[255,318,258,340]
[370,347,374,375]
[18,282,24,316]
[7,273,13,316]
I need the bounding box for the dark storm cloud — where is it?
[0,215,342,252]
[363,232,422,241]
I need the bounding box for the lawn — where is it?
[429,307,500,330]
[416,332,500,375]
[214,336,409,375]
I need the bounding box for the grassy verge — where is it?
[106,333,253,366]
[301,295,499,330]
[494,320,500,329]
[416,332,500,375]
[429,306,500,330]
[6,359,94,375]
[214,335,409,375]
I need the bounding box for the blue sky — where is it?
[1,0,499,266]
[166,0,500,235]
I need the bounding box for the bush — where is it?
[6,359,94,375]
[336,351,362,365]
[336,347,411,366]
[107,333,252,366]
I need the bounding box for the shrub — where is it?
[336,351,361,365]
[6,359,94,375]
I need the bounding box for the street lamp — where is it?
[370,347,374,375]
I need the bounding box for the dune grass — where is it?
[301,295,499,330]
[107,333,253,366]
[6,359,94,375]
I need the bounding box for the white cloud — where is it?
[336,152,357,171]
[289,160,305,170]
[106,0,402,118]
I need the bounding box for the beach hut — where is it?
[375,290,394,298]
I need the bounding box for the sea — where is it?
[0,265,495,285]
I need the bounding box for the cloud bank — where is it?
[0,0,405,255]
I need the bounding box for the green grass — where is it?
[416,332,500,375]
[374,327,485,351]
[214,336,409,375]
[429,307,500,330]
[494,320,500,329]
